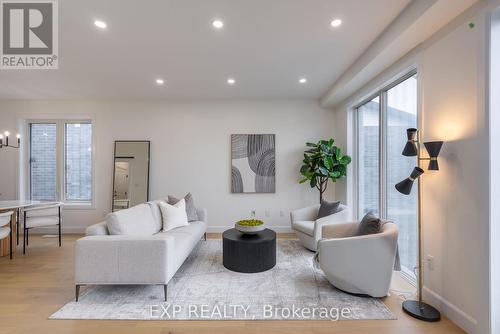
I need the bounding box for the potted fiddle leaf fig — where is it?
[299,139,351,202]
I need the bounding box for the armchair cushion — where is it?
[25,216,59,228]
[317,200,340,219]
[357,212,382,236]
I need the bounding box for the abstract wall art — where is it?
[231,134,275,193]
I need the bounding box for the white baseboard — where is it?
[423,286,477,333]
[26,225,294,235]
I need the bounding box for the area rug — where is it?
[50,239,395,321]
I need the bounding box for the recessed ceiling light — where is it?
[156,78,164,85]
[227,78,235,85]
[299,78,307,84]
[212,20,224,29]
[330,19,342,27]
[94,20,107,29]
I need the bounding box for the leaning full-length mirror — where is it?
[112,141,150,211]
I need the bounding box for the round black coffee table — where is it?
[222,228,276,273]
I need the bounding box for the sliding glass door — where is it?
[356,72,418,279]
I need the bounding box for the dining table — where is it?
[0,200,44,257]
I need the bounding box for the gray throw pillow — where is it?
[357,212,382,236]
[317,200,341,219]
[167,193,199,222]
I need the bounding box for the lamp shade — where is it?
[424,141,443,170]
[402,128,418,156]
[395,167,424,195]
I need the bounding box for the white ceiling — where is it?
[0,0,412,100]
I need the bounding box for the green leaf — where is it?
[340,155,352,165]
[324,156,333,169]
[310,178,317,188]
[319,166,329,176]
[329,171,341,178]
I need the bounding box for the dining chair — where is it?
[0,211,14,260]
[22,203,63,254]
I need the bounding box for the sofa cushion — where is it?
[147,200,164,233]
[167,193,199,222]
[159,199,189,232]
[317,200,340,219]
[85,222,109,236]
[291,220,314,236]
[154,220,207,273]
[106,203,157,236]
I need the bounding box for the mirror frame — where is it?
[111,140,151,212]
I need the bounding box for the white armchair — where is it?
[23,202,63,254]
[317,222,399,297]
[290,203,350,251]
[0,211,14,259]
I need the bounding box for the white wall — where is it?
[332,2,498,333]
[0,99,336,233]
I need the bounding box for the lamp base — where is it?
[402,300,441,322]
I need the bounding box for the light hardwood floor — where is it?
[0,234,465,334]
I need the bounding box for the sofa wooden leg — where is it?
[75,285,80,302]
[163,285,167,302]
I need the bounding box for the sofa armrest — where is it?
[290,204,320,222]
[75,235,174,285]
[196,208,207,223]
[85,222,109,236]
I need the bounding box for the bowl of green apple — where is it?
[234,219,265,234]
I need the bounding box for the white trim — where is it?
[423,286,478,334]
[26,119,95,208]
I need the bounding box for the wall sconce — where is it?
[0,131,21,149]
[395,128,444,322]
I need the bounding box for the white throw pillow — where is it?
[106,203,157,236]
[159,199,189,232]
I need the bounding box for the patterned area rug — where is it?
[50,239,395,320]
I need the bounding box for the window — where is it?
[29,120,93,205]
[357,96,380,217]
[30,123,57,201]
[355,72,417,279]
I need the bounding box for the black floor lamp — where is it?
[395,128,443,322]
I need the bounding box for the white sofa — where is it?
[317,222,399,297]
[290,203,350,251]
[74,200,207,302]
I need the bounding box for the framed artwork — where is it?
[231,134,275,193]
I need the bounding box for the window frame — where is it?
[353,69,418,282]
[353,69,418,217]
[27,119,95,209]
